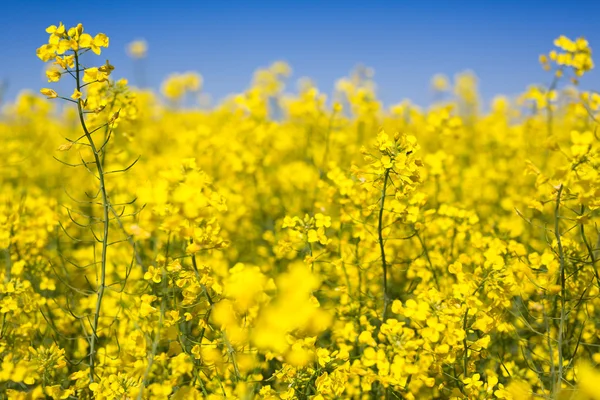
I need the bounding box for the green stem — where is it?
[554,184,565,394]
[463,307,469,377]
[379,169,390,321]
[191,240,241,382]
[74,51,110,384]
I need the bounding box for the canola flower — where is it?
[0,23,600,399]
[127,40,148,59]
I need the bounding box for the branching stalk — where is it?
[74,52,110,383]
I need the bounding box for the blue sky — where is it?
[1,0,600,108]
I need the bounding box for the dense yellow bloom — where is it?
[4,23,600,400]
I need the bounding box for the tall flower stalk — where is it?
[38,22,125,384]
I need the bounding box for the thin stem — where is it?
[190,239,241,382]
[554,184,566,395]
[379,169,390,321]
[463,307,469,377]
[579,205,600,287]
[100,96,118,168]
[74,51,110,384]
[416,232,440,290]
[137,236,169,399]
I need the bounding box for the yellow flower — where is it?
[54,55,74,69]
[46,23,65,35]
[71,89,82,100]
[463,373,483,390]
[46,69,61,82]
[79,32,109,55]
[282,215,297,228]
[40,88,58,98]
[127,39,148,59]
[280,388,295,399]
[67,23,83,40]
[314,213,331,228]
[143,266,162,283]
[431,73,450,91]
[83,66,110,83]
[98,59,115,74]
[36,44,56,62]
[57,143,73,151]
[577,362,600,400]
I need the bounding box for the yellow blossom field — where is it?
[2,22,600,400]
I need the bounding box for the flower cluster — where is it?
[540,35,594,81]
[2,24,600,400]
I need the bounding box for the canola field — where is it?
[1,23,600,399]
